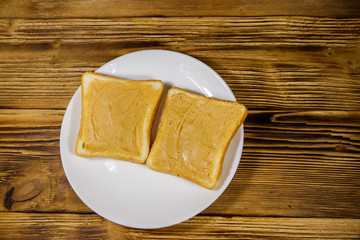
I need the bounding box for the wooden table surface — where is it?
[1,0,360,239]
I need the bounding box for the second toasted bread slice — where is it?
[146,87,247,189]
[76,72,163,163]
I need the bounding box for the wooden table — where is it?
[1,1,360,239]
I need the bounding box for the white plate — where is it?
[60,50,244,229]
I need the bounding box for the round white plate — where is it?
[60,50,244,229]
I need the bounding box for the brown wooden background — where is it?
[0,0,360,239]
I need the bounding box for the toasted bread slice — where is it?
[146,87,247,189]
[76,72,163,163]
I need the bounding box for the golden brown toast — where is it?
[146,87,247,189]
[75,72,163,163]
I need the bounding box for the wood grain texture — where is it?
[0,109,89,212]
[0,17,359,110]
[0,213,360,239]
[1,109,359,218]
[1,0,360,18]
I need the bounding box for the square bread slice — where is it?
[146,87,247,189]
[75,72,163,163]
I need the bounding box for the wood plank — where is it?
[1,18,359,47]
[1,109,359,217]
[0,17,359,110]
[0,213,359,239]
[0,0,360,18]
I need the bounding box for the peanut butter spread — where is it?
[81,78,158,157]
[155,92,242,180]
